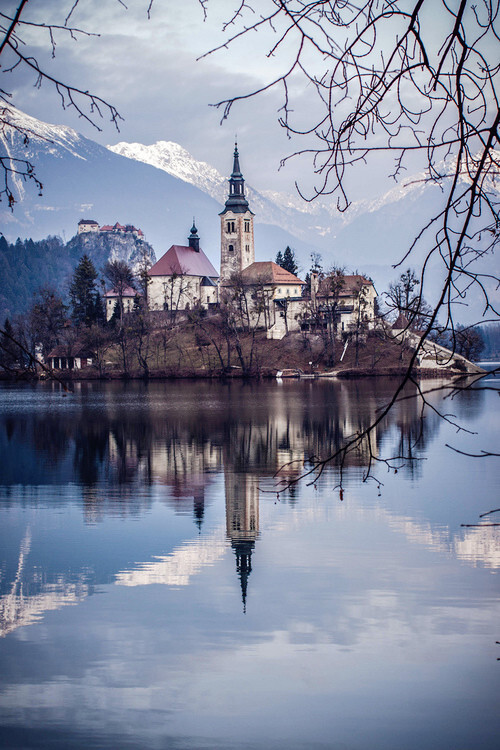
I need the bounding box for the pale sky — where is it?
[7,0,321,195]
[5,0,489,204]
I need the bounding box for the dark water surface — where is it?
[0,378,498,750]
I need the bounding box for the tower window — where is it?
[227,221,235,233]
[228,244,234,252]
[245,220,250,232]
[245,244,249,252]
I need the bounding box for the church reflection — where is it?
[3,378,487,634]
[224,472,260,611]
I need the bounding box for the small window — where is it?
[228,244,234,252]
[245,244,249,252]
[245,220,250,232]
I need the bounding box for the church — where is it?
[145,143,375,338]
[147,222,219,312]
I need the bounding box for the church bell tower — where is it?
[219,143,255,285]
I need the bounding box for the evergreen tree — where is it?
[0,318,18,370]
[276,247,299,276]
[104,260,135,326]
[70,254,100,327]
[281,246,298,276]
[93,291,106,327]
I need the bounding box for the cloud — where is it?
[8,0,323,194]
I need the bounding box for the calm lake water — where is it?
[0,376,499,750]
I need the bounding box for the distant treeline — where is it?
[481,323,500,359]
[0,235,75,321]
[0,232,151,321]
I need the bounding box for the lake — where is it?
[0,376,498,750]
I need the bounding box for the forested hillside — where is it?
[0,232,156,321]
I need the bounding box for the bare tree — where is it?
[1,0,123,208]
[385,269,433,330]
[104,260,135,327]
[162,269,192,325]
[203,0,499,483]
[218,274,269,374]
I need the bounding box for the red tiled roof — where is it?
[240,261,304,285]
[339,275,373,296]
[100,225,113,231]
[149,245,219,278]
[105,285,137,298]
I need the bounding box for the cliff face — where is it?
[66,232,156,275]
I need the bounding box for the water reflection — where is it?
[0,379,496,643]
[0,379,444,498]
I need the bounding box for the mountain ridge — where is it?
[1,107,497,323]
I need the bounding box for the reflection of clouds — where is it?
[265,500,500,571]
[455,527,500,570]
[386,514,500,570]
[0,582,88,639]
[115,528,229,587]
[0,526,89,638]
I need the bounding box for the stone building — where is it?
[219,144,255,285]
[219,145,305,338]
[104,285,137,321]
[47,344,94,370]
[147,223,219,312]
[303,272,377,334]
[77,219,99,234]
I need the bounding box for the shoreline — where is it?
[0,365,485,384]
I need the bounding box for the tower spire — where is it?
[188,220,200,252]
[219,141,255,283]
[221,141,250,213]
[232,141,242,178]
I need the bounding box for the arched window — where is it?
[228,244,234,252]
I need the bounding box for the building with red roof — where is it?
[148,223,219,312]
[214,143,378,338]
[104,285,137,321]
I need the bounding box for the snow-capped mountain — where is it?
[1,107,497,322]
[107,138,432,236]
[108,141,228,204]
[107,139,337,246]
[0,108,315,265]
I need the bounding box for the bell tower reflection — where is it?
[225,472,260,612]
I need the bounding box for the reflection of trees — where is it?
[0,380,452,518]
[0,382,494,631]
[391,402,439,480]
